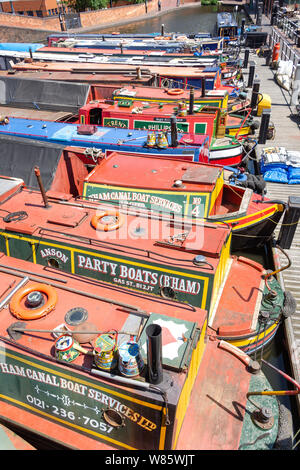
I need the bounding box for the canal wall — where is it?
[0,0,200,41]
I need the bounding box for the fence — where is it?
[268,11,300,92]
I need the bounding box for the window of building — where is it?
[36,10,43,17]
[27,10,33,16]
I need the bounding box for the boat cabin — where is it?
[78,99,224,144]
[111,85,229,110]
[83,152,238,221]
[216,12,239,39]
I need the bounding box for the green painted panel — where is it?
[8,237,34,263]
[83,184,208,219]
[133,119,189,133]
[139,313,197,371]
[0,346,166,450]
[35,244,72,271]
[0,232,214,311]
[103,118,129,129]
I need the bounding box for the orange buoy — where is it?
[167,88,184,96]
[10,283,58,320]
[91,210,125,232]
[272,43,280,62]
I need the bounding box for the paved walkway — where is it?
[243,14,300,416]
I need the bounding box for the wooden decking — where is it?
[242,16,300,415]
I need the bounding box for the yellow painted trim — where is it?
[227,322,279,349]
[173,320,207,449]
[4,236,10,256]
[31,242,36,264]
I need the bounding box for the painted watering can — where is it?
[118,340,144,377]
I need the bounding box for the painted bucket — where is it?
[93,333,117,371]
[156,132,168,149]
[55,335,80,363]
[147,132,156,147]
[118,341,144,377]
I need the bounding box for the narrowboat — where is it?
[0,46,219,69]
[216,12,239,39]
[81,151,284,251]
[0,253,289,450]
[46,32,212,47]
[0,136,283,251]
[0,116,218,166]
[0,175,288,354]
[77,97,244,164]
[8,59,239,94]
[110,86,253,136]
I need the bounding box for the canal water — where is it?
[95,3,248,35]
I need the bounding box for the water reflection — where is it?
[93,4,247,35]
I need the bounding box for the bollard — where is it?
[161,24,164,36]
[296,30,300,48]
[243,48,250,68]
[189,87,194,115]
[277,197,300,250]
[258,109,271,144]
[247,60,256,88]
[241,19,245,37]
[170,115,178,147]
[201,78,206,97]
[256,1,263,25]
[250,79,261,113]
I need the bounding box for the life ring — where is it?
[167,88,184,95]
[10,283,58,320]
[91,210,125,232]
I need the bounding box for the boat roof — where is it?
[85,152,222,192]
[84,99,219,117]
[0,69,153,86]
[0,135,64,191]
[113,85,228,99]
[11,60,219,79]
[0,75,89,113]
[0,117,209,150]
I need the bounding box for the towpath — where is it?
[243,13,300,418]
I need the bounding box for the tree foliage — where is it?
[63,0,109,12]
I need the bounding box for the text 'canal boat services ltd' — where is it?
[0,175,290,354]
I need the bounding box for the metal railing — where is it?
[272,11,300,45]
[268,11,300,93]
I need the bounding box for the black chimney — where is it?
[146,324,163,384]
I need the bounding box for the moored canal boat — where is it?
[0,175,288,353]
[0,253,293,450]
[77,97,244,164]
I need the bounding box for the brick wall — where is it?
[0,11,60,29]
[0,0,199,33]
[79,0,180,29]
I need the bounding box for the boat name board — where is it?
[83,183,209,218]
[0,233,212,310]
[0,346,167,449]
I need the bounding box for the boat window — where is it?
[89,108,102,125]
[47,258,60,269]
